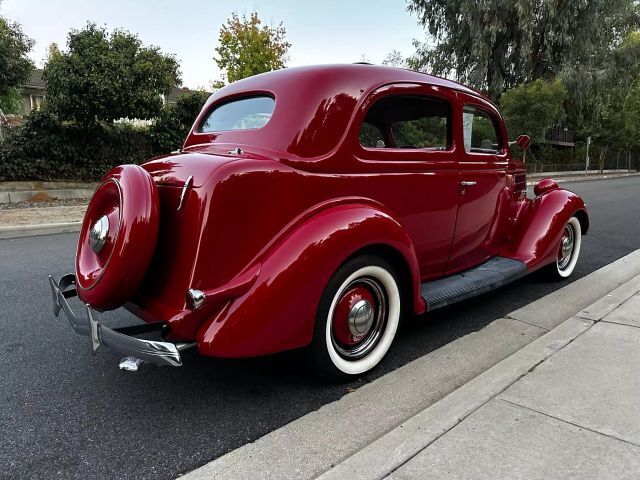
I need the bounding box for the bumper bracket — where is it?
[49,274,195,367]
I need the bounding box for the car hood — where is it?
[142,151,240,188]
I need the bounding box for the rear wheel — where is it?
[311,255,402,380]
[544,216,582,280]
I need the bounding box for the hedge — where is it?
[0,91,209,182]
[0,112,155,181]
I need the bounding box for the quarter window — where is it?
[200,96,275,133]
[463,107,502,154]
[359,95,451,150]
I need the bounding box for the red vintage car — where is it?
[49,64,588,379]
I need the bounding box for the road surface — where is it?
[1,176,639,480]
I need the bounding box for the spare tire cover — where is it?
[75,164,160,311]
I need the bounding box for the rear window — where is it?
[200,96,275,133]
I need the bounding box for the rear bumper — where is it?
[48,274,195,367]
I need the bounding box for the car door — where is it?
[351,84,460,281]
[445,93,508,275]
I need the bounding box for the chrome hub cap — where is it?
[348,299,374,337]
[89,215,109,253]
[331,278,387,359]
[558,224,575,270]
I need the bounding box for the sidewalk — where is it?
[320,275,640,480]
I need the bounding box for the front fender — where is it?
[196,203,423,358]
[502,187,588,270]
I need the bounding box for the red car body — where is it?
[52,64,588,373]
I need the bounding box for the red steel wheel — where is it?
[311,255,401,380]
[75,165,160,311]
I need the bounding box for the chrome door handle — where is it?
[460,181,477,187]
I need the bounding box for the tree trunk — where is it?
[598,145,608,175]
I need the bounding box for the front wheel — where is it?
[544,216,582,280]
[310,255,402,380]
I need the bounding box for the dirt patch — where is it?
[0,205,87,227]
[0,198,89,210]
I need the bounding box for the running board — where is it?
[421,257,527,311]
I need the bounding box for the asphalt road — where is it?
[2,176,639,480]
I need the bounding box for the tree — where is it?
[215,12,290,83]
[556,30,640,172]
[382,50,406,68]
[623,80,640,171]
[0,16,34,110]
[407,0,639,99]
[43,24,180,124]
[499,79,567,141]
[151,90,210,153]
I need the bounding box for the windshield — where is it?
[199,96,275,133]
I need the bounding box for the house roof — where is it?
[25,69,45,89]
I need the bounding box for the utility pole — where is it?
[0,108,6,143]
[585,136,591,174]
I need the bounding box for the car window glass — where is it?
[360,95,450,150]
[200,96,275,132]
[360,122,385,148]
[463,107,501,154]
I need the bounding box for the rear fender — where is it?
[196,203,423,357]
[502,187,588,270]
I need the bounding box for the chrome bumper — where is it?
[48,274,195,367]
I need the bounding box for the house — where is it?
[19,71,196,115]
[21,69,46,116]
[164,86,192,106]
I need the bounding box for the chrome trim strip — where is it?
[177,175,194,211]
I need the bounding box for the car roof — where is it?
[216,63,483,100]
[187,64,492,158]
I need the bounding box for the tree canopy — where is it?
[151,90,210,153]
[0,15,34,112]
[499,79,567,140]
[43,24,180,124]
[407,0,639,99]
[214,11,290,84]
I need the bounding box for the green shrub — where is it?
[0,111,154,181]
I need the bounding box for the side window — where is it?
[359,95,451,150]
[463,107,502,154]
[360,122,385,148]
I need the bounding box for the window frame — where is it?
[358,92,454,154]
[462,105,505,156]
[198,94,276,134]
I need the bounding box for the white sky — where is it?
[2,0,426,89]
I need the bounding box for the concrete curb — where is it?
[318,271,640,480]
[526,172,640,186]
[179,249,640,480]
[0,222,82,239]
[0,172,634,239]
[1,189,95,204]
[528,169,637,178]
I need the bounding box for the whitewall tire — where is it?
[546,216,582,280]
[311,255,402,380]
